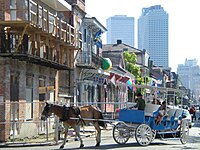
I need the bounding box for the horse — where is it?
[41,102,107,149]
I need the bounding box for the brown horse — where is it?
[41,102,106,149]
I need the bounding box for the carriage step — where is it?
[157,131,179,135]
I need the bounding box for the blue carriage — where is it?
[112,103,190,146]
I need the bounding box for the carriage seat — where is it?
[165,108,176,121]
[144,103,160,117]
[174,109,184,120]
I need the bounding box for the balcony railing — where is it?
[0,0,82,69]
[0,0,82,49]
[77,51,103,68]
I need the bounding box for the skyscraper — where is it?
[138,5,168,67]
[177,59,200,100]
[106,15,134,47]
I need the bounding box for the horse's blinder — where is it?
[41,103,51,120]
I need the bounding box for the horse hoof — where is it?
[80,144,84,148]
[95,143,100,147]
[60,145,64,149]
[74,138,79,141]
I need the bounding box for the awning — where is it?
[82,68,110,80]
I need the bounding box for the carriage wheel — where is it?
[180,119,189,144]
[135,124,152,146]
[113,122,130,144]
[151,130,156,141]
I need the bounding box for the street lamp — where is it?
[103,81,107,113]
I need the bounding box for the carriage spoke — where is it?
[180,119,189,144]
[113,123,130,144]
[135,124,152,146]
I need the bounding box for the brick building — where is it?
[0,0,83,142]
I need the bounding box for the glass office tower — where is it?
[106,15,134,47]
[138,5,168,67]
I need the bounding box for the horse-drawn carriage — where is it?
[41,86,189,148]
[113,103,190,146]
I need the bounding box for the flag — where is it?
[132,79,136,91]
[110,75,116,86]
[94,29,103,48]
[127,79,133,90]
[152,80,157,87]
[127,78,136,91]
[95,29,102,37]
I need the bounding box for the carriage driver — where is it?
[133,93,146,110]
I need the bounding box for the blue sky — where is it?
[85,0,200,72]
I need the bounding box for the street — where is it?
[1,121,200,150]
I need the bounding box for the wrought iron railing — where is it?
[0,0,82,49]
[0,0,82,68]
[76,51,103,68]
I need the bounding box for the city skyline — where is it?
[85,0,200,72]
[106,15,135,47]
[138,5,168,67]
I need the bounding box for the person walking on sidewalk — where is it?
[189,106,196,122]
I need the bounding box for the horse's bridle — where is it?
[41,104,51,120]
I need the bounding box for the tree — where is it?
[123,52,143,85]
[123,52,145,100]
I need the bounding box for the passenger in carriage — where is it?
[152,98,161,105]
[155,101,167,125]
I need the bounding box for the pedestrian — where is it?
[189,106,196,122]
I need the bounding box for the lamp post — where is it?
[103,81,107,113]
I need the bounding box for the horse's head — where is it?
[41,102,53,121]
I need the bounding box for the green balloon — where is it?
[102,58,112,71]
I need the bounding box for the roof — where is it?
[102,43,142,53]
[83,17,107,32]
[102,43,149,68]
[102,51,123,68]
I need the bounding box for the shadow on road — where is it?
[52,142,174,150]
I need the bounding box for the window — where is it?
[26,75,33,120]
[39,77,45,87]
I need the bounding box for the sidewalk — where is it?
[0,124,113,148]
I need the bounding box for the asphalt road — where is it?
[1,120,200,150]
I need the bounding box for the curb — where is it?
[0,142,53,148]
[0,126,112,148]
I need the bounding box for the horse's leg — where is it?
[72,125,84,148]
[94,122,101,147]
[74,125,80,141]
[60,125,69,149]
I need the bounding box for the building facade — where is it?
[106,15,135,47]
[0,0,83,141]
[177,59,200,102]
[75,16,111,111]
[102,40,150,102]
[138,5,168,67]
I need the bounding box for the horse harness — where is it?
[60,105,84,125]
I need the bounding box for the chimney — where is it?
[117,40,122,44]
